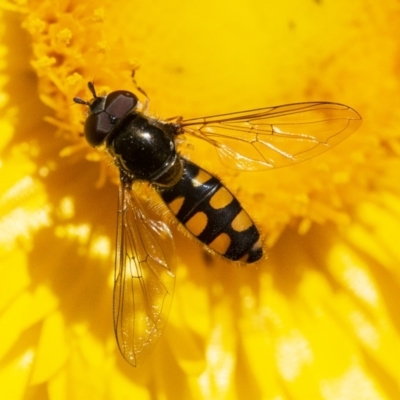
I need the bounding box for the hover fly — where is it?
[73,82,361,366]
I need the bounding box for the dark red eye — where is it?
[84,110,112,147]
[83,91,138,147]
[104,91,138,118]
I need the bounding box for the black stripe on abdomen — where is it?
[158,158,262,263]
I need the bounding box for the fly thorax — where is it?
[108,113,181,185]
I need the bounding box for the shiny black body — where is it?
[159,159,262,262]
[74,81,361,367]
[108,113,183,187]
[74,82,262,262]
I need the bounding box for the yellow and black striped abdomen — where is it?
[158,159,262,263]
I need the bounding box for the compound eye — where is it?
[83,91,138,147]
[84,112,112,147]
[104,91,138,119]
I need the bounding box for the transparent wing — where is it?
[179,102,362,170]
[113,181,175,367]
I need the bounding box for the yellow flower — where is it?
[1,0,400,399]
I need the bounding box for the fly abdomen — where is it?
[158,158,262,263]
